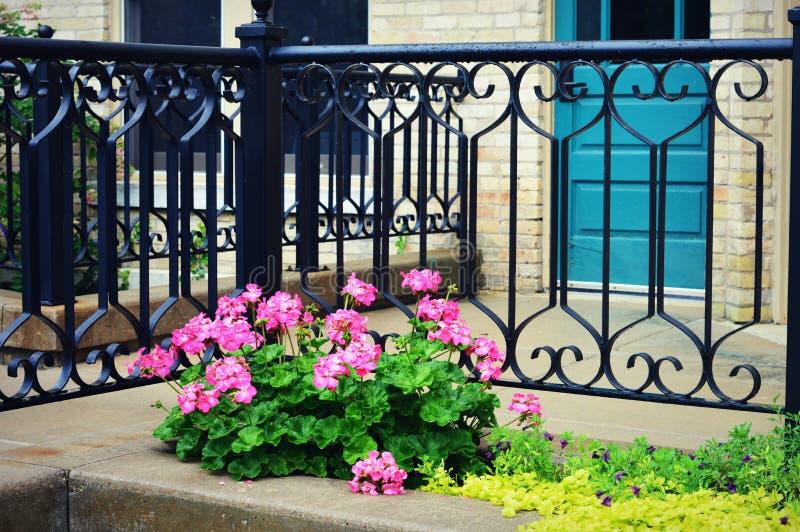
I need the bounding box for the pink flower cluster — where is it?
[508,392,544,427]
[177,356,257,415]
[256,291,307,334]
[348,451,407,496]
[400,268,442,294]
[341,272,379,307]
[325,308,369,346]
[467,337,506,381]
[126,345,175,379]
[416,294,460,323]
[313,338,382,391]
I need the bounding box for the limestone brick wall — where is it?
[709,0,786,322]
[4,0,111,41]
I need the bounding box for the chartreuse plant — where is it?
[131,269,527,491]
[421,405,800,528]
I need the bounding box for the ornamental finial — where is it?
[251,0,274,24]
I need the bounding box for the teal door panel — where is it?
[556,0,710,289]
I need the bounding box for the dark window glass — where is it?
[126,0,220,46]
[684,0,710,39]
[275,0,367,45]
[125,0,221,170]
[610,0,674,40]
[577,0,601,41]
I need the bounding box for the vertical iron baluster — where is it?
[785,6,800,416]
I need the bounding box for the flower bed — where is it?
[129,269,800,529]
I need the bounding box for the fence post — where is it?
[786,6,800,416]
[295,36,321,272]
[235,1,286,293]
[31,27,69,306]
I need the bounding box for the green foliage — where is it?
[421,405,800,528]
[0,3,41,38]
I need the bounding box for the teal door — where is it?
[555,0,710,289]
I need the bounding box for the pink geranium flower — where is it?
[241,283,262,304]
[349,451,407,496]
[255,291,303,333]
[312,352,349,391]
[215,295,247,320]
[400,268,442,294]
[427,319,473,349]
[126,345,176,379]
[341,272,379,307]
[416,294,460,323]
[325,309,369,346]
[339,338,382,377]
[467,337,505,381]
[171,314,214,357]
[508,392,544,427]
[210,317,261,353]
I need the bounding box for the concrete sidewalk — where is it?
[0,292,788,530]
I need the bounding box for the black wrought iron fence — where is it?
[1,1,799,415]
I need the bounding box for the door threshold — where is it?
[560,281,704,300]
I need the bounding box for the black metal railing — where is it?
[1,1,798,415]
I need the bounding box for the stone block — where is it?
[0,461,67,532]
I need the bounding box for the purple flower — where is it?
[543,432,554,441]
[485,450,495,459]
[614,471,626,482]
[698,462,705,470]
[727,481,737,494]
[560,438,569,450]
[780,516,789,526]
[601,496,612,507]
[631,485,641,497]
[595,490,605,499]
[647,445,656,454]
[602,449,610,463]
[688,453,696,460]
[742,455,752,464]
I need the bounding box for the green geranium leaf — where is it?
[200,437,232,471]
[420,393,462,426]
[265,454,289,476]
[383,435,418,471]
[270,366,296,388]
[176,430,203,459]
[237,401,276,427]
[313,416,341,449]
[253,343,284,365]
[343,434,377,464]
[281,445,308,474]
[207,417,238,440]
[385,364,434,393]
[410,337,444,358]
[429,360,467,383]
[304,455,328,477]
[228,451,264,480]
[295,354,318,373]
[278,385,310,405]
[153,408,186,441]
[284,415,317,445]
[264,414,289,445]
[231,425,265,453]
[178,364,203,386]
[408,430,474,462]
[338,418,368,442]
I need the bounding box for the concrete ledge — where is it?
[0,460,68,532]
[69,448,536,531]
